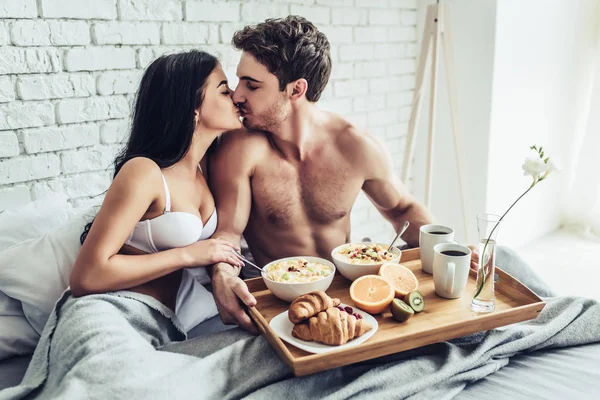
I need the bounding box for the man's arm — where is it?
[359,134,434,247]
[209,132,253,269]
[208,130,260,333]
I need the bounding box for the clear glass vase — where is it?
[471,213,501,313]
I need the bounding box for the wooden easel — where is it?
[401,1,470,238]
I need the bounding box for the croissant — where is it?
[288,291,341,324]
[292,307,373,346]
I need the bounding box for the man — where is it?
[208,16,553,334]
[208,16,434,333]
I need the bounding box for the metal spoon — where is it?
[232,249,265,275]
[387,221,410,252]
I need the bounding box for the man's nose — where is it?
[232,86,245,105]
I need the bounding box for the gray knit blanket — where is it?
[1,289,598,400]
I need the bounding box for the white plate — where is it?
[269,303,379,354]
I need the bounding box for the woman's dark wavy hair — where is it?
[80,50,219,245]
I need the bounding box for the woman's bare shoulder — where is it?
[113,157,163,183]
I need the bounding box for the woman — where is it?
[0,50,260,400]
[72,49,244,331]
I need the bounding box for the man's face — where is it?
[233,52,290,132]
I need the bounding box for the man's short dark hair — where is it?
[232,15,332,102]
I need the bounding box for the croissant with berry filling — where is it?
[288,291,341,324]
[291,307,372,346]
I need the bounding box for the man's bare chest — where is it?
[250,160,362,226]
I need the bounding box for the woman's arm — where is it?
[70,158,240,297]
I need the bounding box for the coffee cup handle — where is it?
[446,262,455,294]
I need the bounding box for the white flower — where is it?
[547,158,563,173]
[522,155,547,179]
[475,144,559,303]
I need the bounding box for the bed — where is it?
[457,343,600,399]
[1,197,599,398]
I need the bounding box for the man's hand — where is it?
[212,263,259,334]
[467,245,479,273]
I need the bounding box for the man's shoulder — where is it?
[322,111,390,177]
[217,128,270,152]
[212,129,271,170]
[324,112,380,153]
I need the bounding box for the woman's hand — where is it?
[184,238,244,268]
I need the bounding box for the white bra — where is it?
[125,174,218,253]
[124,171,220,333]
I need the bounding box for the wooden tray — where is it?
[246,248,545,376]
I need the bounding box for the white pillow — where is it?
[0,290,39,359]
[0,290,24,318]
[0,207,97,335]
[0,194,73,251]
[0,195,73,359]
[0,314,39,359]
[0,290,39,360]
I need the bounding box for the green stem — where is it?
[473,182,536,299]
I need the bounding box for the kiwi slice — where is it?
[390,299,414,322]
[403,290,425,313]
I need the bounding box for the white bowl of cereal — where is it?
[262,256,336,302]
[331,242,402,281]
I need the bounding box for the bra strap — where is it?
[161,174,171,213]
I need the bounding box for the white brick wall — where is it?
[8,20,93,46]
[290,5,330,24]
[19,124,100,153]
[48,21,92,46]
[0,22,8,45]
[0,154,61,184]
[0,185,30,210]
[0,101,55,130]
[0,76,14,102]
[100,120,128,144]
[0,48,62,74]
[17,73,95,100]
[96,70,142,95]
[241,3,289,22]
[161,23,212,45]
[92,22,161,45]
[56,96,129,124]
[0,131,19,157]
[0,0,38,19]
[332,9,367,26]
[0,0,417,243]
[39,0,118,20]
[119,0,183,21]
[185,2,240,22]
[64,47,137,71]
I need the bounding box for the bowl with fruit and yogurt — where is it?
[331,242,402,281]
[262,256,336,302]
